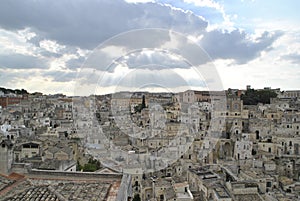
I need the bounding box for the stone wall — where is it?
[27,169,123,181]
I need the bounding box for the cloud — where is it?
[124,0,154,3]
[0,0,291,95]
[42,70,77,82]
[0,53,49,69]
[0,0,207,50]
[65,56,86,70]
[281,53,300,64]
[113,68,195,88]
[200,29,283,63]
[75,66,206,94]
[0,68,38,85]
[121,49,191,69]
[0,0,281,66]
[0,68,76,95]
[0,27,86,70]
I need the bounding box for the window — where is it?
[256,130,260,140]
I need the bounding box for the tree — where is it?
[134,95,147,113]
[141,95,146,109]
[132,194,141,201]
[241,88,277,105]
[79,157,102,172]
[83,163,97,172]
[76,160,82,171]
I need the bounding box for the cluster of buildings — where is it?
[1,86,300,200]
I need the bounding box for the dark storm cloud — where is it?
[82,29,213,73]
[0,53,49,69]
[0,0,283,69]
[0,0,207,50]
[200,30,283,64]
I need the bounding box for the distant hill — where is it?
[0,87,29,95]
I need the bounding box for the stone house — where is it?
[14,141,41,162]
[234,139,253,160]
[0,139,13,175]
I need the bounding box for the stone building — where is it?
[234,139,253,160]
[0,139,13,175]
[14,141,41,162]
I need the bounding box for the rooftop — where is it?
[0,171,122,201]
[214,186,231,199]
[0,174,15,192]
[235,193,263,201]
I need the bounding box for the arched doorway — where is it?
[223,142,232,158]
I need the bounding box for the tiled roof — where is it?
[3,186,59,201]
[1,172,121,201]
[0,175,14,192]
[235,194,263,201]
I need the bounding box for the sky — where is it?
[0,0,299,96]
